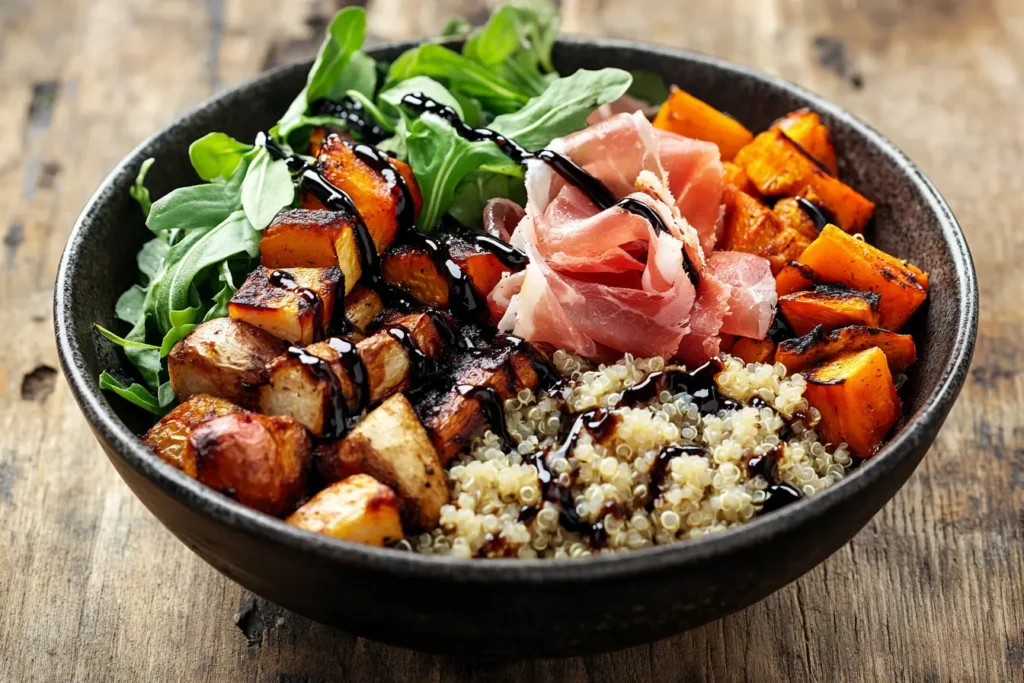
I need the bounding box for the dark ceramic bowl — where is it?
[54,37,977,657]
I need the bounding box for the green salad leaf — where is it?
[99,371,162,414]
[130,158,155,216]
[146,156,250,233]
[627,70,670,106]
[462,1,559,96]
[448,170,527,228]
[241,147,295,230]
[440,17,472,37]
[189,133,252,182]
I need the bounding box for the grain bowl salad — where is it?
[96,1,927,559]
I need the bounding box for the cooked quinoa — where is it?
[413,353,853,559]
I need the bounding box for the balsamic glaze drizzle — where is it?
[310,96,388,145]
[345,141,417,234]
[458,384,515,451]
[794,196,834,232]
[268,269,326,341]
[646,445,704,512]
[402,233,489,323]
[385,325,429,381]
[619,359,741,415]
[328,336,369,414]
[286,346,350,439]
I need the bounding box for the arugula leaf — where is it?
[386,44,529,115]
[189,133,252,182]
[344,90,395,133]
[115,285,147,325]
[99,371,162,415]
[137,237,169,283]
[130,158,155,217]
[241,147,294,230]
[404,113,512,231]
[95,324,162,390]
[329,50,377,100]
[627,70,670,106]
[440,17,472,37]
[378,76,465,122]
[463,4,553,96]
[277,7,367,141]
[204,262,237,322]
[490,68,632,150]
[146,155,249,233]
[448,169,526,228]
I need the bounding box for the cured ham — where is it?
[707,251,777,339]
[491,111,774,363]
[482,198,525,242]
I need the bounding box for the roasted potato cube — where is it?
[794,225,929,330]
[343,285,384,339]
[776,325,917,374]
[143,394,242,475]
[734,129,875,232]
[260,209,357,268]
[730,337,776,365]
[771,108,839,176]
[168,318,286,408]
[778,285,881,336]
[316,394,447,530]
[804,347,901,458]
[228,265,343,344]
[259,311,448,436]
[287,474,403,546]
[187,412,311,516]
[652,86,754,160]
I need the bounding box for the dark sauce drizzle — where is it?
[400,93,699,286]
[385,325,429,381]
[310,96,388,145]
[458,384,515,451]
[402,233,489,323]
[328,336,369,415]
[619,359,741,414]
[285,346,350,440]
[646,445,704,512]
[794,196,834,232]
[745,446,802,512]
[268,269,326,341]
[766,311,796,344]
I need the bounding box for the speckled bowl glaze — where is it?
[54,38,977,657]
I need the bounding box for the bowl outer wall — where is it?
[54,37,978,656]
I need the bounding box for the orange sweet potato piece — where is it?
[775,261,819,296]
[261,209,355,269]
[730,337,776,365]
[771,109,839,176]
[776,325,917,374]
[380,245,449,308]
[734,129,875,232]
[803,347,901,458]
[722,192,808,274]
[778,285,881,336]
[773,194,824,241]
[653,86,754,160]
[794,226,928,330]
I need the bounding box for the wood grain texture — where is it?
[0,0,1020,681]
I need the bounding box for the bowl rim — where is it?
[54,35,978,583]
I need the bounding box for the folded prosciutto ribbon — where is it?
[485,111,777,364]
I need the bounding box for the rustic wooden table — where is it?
[1,0,1020,680]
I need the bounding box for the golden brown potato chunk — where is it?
[143,394,242,476]
[168,317,287,409]
[187,412,311,517]
[286,474,403,547]
[316,394,446,530]
[228,265,343,344]
[260,209,357,268]
[343,285,384,339]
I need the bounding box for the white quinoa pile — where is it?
[413,353,853,559]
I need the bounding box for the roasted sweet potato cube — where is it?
[316,393,447,530]
[168,318,286,409]
[653,86,754,160]
[734,129,875,232]
[451,244,513,297]
[776,261,820,296]
[723,161,756,197]
[730,337,776,365]
[778,286,881,336]
[771,108,839,176]
[773,195,823,241]
[776,325,917,374]
[143,394,242,476]
[303,134,423,255]
[380,243,449,307]
[260,209,354,268]
[187,412,311,516]
[795,226,929,330]
[722,191,782,255]
[228,266,343,344]
[287,474,403,546]
[804,347,901,458]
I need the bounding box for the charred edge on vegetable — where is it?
[810,282,881,308]
[767,310,797,343]
[457,384,515,451]
[794,196,834,232]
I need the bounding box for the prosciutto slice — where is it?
[707,251,777,339]
[489,111,774,363]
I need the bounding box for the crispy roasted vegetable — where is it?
[316,394,447,530]
[775,260,820,297]
[803,347,901,458]
[734,129,875,232]
[773,194,823,241]
[793,226,929,329]
[287,474,403,546]
[228,265,343,344]
[143,394,243,475]
[652,86,754,160]
[168,318,286,408]
[187,412,311,516]
[776,325,917,374]
[260,209,356,269]
[302,134,423,253]
[343,285,384,338]
[416,341,551,462]
[380,234,516,308]
[771,108,839,176]
[730,336,776,365]
[721,191,805,273]
[259,311,449,435]
[778,285,881,336]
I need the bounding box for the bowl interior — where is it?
[56,38,976,567]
